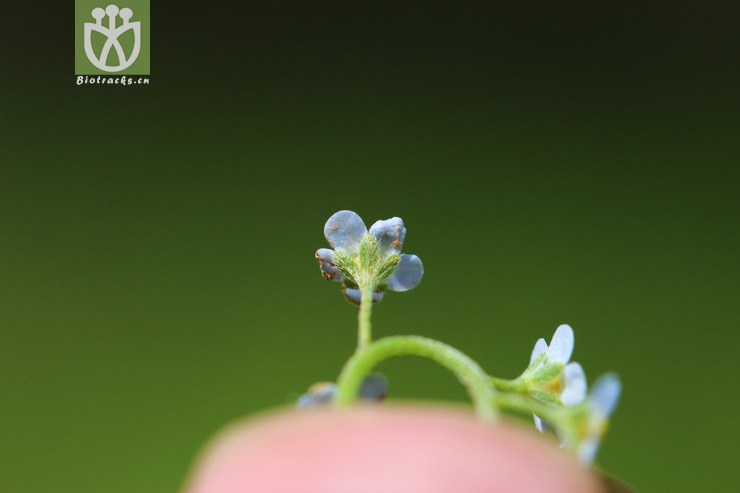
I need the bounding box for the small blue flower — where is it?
[576,373,621,465]
[529,325,587,432]
[296,375,388,408]
[316,210,424,305]
[295,382,336,408]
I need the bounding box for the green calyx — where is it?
[515,356,566,401]
[333,234,401,291]
[332,250,359,289]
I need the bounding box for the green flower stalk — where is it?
[335,336,497,421]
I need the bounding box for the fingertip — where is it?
[185,405,605,493]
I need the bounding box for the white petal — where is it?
[561,362,587,406]
[324,210,367,253]
[577,437,600,465]
[386,254,423,292]
[590,373,621,417]
[530,338,548,364]
[547,324,574,364]
[533,413,547,433]
[315,248,343,282]
[343,287,384,305]
[369,217,406,255]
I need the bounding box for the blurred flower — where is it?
[316,210,423,305]
[296,375,388,408]
[575,373,621,465]
[528,324,587,431]
[295,382,336,408]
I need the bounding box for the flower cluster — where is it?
[316,210,423,305]
[525,325,587,431]
[300,210,623,470]
[519,324,621,465]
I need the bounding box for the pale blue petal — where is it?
[533,413,547,433]
[590,373,621,417]
[343,288,362,304]
[343,287,384,305]
[548,324,574,364]
[369,217,406,255]
[577,438,600,465]
[295,382,337,408]
[359,374,388,401]
[315,248,343,282]
[386,254,423,292]
[295,394,316,408]
[324,210,367,253]
[561,362,587,406]
[530,338,548,365]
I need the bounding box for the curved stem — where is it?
[356,287,374,352]
[336,335,498,421]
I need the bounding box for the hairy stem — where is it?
[356,287,374,352]
[336,335,498,421]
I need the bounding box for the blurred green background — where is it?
[1,2,738,492]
